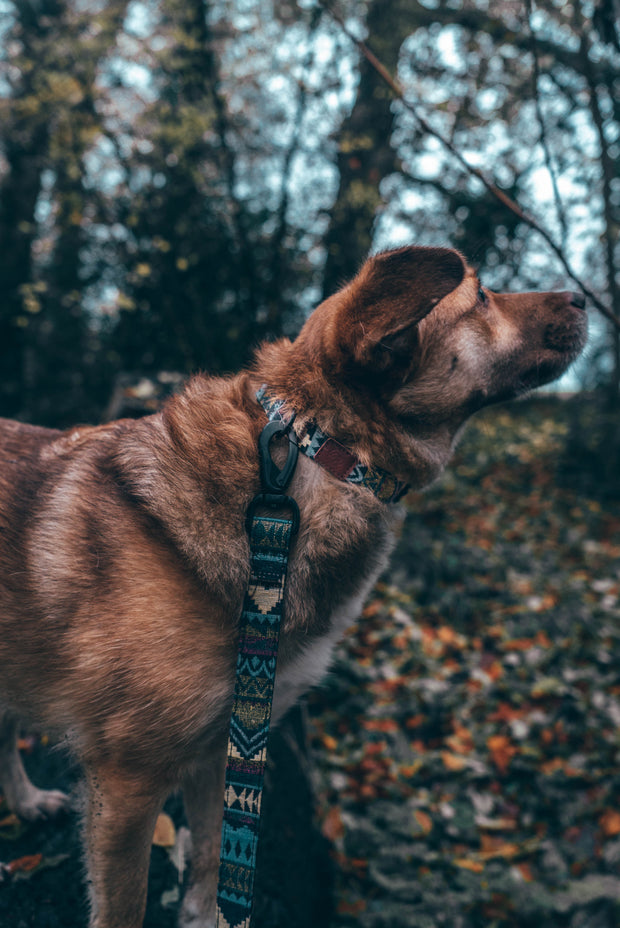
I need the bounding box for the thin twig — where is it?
[324,3,619,328]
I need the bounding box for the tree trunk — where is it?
[321,0,419,298]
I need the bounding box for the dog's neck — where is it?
[256,386,410,504]
[251,341,455,491]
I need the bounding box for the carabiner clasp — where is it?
[258,416,299,495]
[246,414,300,535]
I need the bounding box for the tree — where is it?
[320,0,414,298]
[107,0,241,375]
[321,0,619,394]
[0,0,128,424]
[1,0,617,427]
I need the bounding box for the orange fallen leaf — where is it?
[362,718,399,733]
[445,723,475,754]
[480,834,520,859]
[364,740,387,756]
[337,898,367,916]
[487,735,517,774]
[477,816,518,832]
[541,757,564,775]
[322,807,345,843]
[421,627,444,657]
[502,637,535,651]
[442,658,462,674]
[373,677,407,694]
[600,809,620,837]
[152,812,176,848]
[442,751,467,771]
[486,661,504,682]
[0,813,20,829]
[514,861,534,882]
[7,854,43,874]
[414,810,433,834]
[437,625,466,648]
[362,600,382,618]
[488,703,527,723]
[399,761,424,778]
[454,857,484,872]
[535,593,558,611]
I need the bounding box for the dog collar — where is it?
[256,386,409,504]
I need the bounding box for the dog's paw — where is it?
[13,786,71,822]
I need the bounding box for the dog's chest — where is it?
[271,533,395,721]
[252,455,404,721]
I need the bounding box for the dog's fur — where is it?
[0,246,586,926]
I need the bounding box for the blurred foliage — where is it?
[560,396,620,501]
[308,396,620,927]
[0,0,618,427]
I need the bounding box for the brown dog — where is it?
[0,246,586,927]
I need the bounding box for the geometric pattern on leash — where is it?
[215,513,295,928]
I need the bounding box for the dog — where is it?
[0,246,587,927]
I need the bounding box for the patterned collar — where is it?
[256,386,409,504]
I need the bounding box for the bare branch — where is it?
[524,0,569,249]
[323,2,620,329]
[579,29,620,387]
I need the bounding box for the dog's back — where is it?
[0,416,60,518]
[0,418,62,621]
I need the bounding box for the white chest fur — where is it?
[271,541,394,723]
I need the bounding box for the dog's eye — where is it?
[478,287,487,305]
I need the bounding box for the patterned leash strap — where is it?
[216,412,299,928]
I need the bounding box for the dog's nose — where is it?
[569,291,586,310]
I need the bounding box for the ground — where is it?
[1,396,619,927]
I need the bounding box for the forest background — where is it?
[1,0,619,423]
[1,1,620,927]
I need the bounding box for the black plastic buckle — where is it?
[258,417,299,494]
[246,415,300,534]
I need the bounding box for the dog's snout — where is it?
[569,291,586,310]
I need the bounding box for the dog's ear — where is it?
[338,246,467,368]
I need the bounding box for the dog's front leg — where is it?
[0,711,71,821]
[179,747,227,928]
[83,763,170,928]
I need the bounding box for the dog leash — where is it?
[216,389,409,926]
[215,411,299,928]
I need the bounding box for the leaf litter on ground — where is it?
[307,397,620,928]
